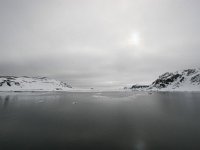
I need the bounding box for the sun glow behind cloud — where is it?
[128,32,141,46]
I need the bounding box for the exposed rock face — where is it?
[0,76,20,87]
[0,76,72,91]
[128,68,200,91]
[151,73,182,89]
[191,74,200,84]
[130,85,149,90]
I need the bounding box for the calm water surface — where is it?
[0,91,200,150]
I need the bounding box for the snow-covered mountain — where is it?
[0,76,72,91]
[129,68,200,91]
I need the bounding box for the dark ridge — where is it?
[191,74,200,84]
[130,85,149,89]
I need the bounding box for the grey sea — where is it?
[0,91,200,150]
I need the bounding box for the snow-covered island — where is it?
[126,68,200,91]
[0,76,72,91]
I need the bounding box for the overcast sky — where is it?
[0,0,200,88]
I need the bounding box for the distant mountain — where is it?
[128,68,200,91]
[0,76,72,91]
[127,84,149,90]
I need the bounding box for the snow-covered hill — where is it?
[129,68,200,91]
[0,76,72,91]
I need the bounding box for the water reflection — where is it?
[154,92,200,118]
[135,139,146,150]
[0,92,200,150]
[4,95,10,108]
[0,95,11,108]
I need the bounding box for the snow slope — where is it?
[0,76,72,91]
[129,68,200,91]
